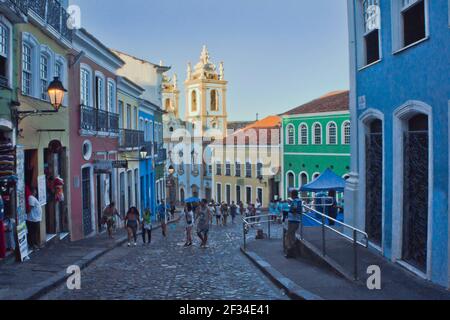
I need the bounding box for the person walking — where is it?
[142,208,152,245]
[184,203,194,247]
[158,200,167,237]
[125,207,140,247]
[285,190,302,259]
[215,201,222,226]
[208,201,216,225]
[102,202,121,239]
[238,201,244,216]
[221,202,229,226]
[230,201,237,224]
[27,188,42,250]
[196,199,211,248]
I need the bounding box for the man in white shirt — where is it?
[27,188,42,250]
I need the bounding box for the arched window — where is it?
[286,171,295,195]
[191,90,197,112]
[210,89,218,111]
[313,123,322,145]
[327,122,337,145]
[342,121,351,145]
[286,124,295,145]
[165,98,171,111]
[312,172,320,181]
[299,123,308,145]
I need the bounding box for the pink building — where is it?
[68,29,124,240]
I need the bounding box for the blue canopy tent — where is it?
[300,169,346,193]
[299,169,346,226]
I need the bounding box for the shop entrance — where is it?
[43,140,68,237]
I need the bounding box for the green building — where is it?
[281,91,350,199]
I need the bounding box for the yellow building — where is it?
[15,12,72,243]
[211,116,282,208]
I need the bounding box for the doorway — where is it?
[365,119,383,247]
[82,167,93,236]
[402,114,429,272]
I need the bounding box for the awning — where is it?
[300,169,346,193]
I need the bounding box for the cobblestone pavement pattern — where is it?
[42,217,287,300]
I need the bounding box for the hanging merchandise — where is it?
[53,176,64,202]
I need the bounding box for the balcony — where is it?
[119,129,144,149]
[28,0,73,42]
[0,0,28,22]
[80,105,119,135]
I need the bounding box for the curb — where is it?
[240,246,323,301]
[15,218,180,300]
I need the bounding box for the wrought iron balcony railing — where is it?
[28,0,73,42]
[80,105,119,134]
[0,75,9,88]
[119,129,144,149]
[5,0,29,14]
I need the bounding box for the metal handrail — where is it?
[302,204,368,248]
[300,204,368,280]
[242,214,277,251]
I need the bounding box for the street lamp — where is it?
[47,77,67,111]
[139,147,148,160]
[15,77,68,121]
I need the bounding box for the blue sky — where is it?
[70,0,350,121]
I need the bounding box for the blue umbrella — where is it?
[185,197,201,203]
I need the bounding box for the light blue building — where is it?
[139,99,165,222]
[346,0,450,288]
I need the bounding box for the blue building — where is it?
[139,99,164,222]
[346,0,450,288]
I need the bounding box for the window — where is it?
[286,124,295,145]
[392,0,428,51]
[226,185,231,204]
[127,104,132,129]
[40,54,49,100]
[118,100,124,128]
[216,183,222,203]
[256,162,263,178]
[236,185,241,204]
[401,0,426,47]
[235,162,241,177]
[286,172,295,195]
[95,75,104,110]
[22,44,32,95]
[0,24,9,82]
[257,188,263,204]
[343,121,351,145]
[246,186,252,204]
[191,90,197,112]
[216,162,222,176]
[210,90,218,111]
[363,0,381,65]
[327,122,337,145]
[107,80,115,113]
[313,123,322,145]
[80,68,90,105]
[246,161,252,178]
[54,61,62,80]
[299,124,308,145]
[225,161,231,176]
[133,108,138,129]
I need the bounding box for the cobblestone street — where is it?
[41,217,287,300]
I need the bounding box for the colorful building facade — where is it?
[346,0,450,287]
[212,116,282,208]
[68,28,124,241]
[281,91,351,199]
[15,1,72,245]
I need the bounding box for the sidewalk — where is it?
[242,236,450,300]
[0,219,177,300]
